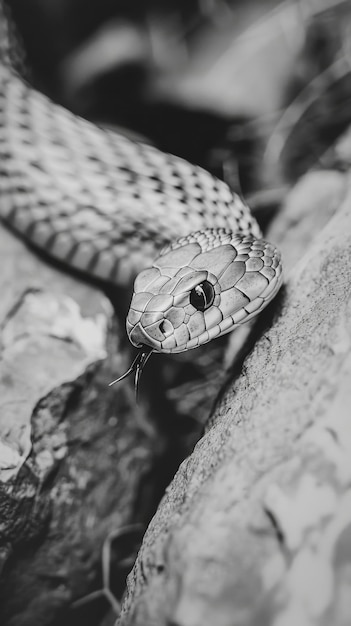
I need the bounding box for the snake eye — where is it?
[190,281,214,312]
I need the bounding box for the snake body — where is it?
[0,0,282,357]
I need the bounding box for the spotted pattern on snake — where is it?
[0,0,282,365]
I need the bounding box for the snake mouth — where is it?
[128,321,166,351]
[108,346,153,400]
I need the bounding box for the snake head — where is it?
[126,229,283,354]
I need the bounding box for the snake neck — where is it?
[0,0,263,288]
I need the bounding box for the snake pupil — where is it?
[190,281,214,312]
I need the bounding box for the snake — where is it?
[0,0,283,391]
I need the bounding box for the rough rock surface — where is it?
[0,225,161,625]
[118,169,351,626]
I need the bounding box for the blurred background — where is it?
[9,0,351,210]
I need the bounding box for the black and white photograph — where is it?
[0,0,350,624]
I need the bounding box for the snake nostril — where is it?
[159,319,173,338]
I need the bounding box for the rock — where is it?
[0,224,159,624]
[118,170,351,626]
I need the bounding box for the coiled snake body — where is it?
[0,1,282,382]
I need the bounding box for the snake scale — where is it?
[0,0,282,385]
